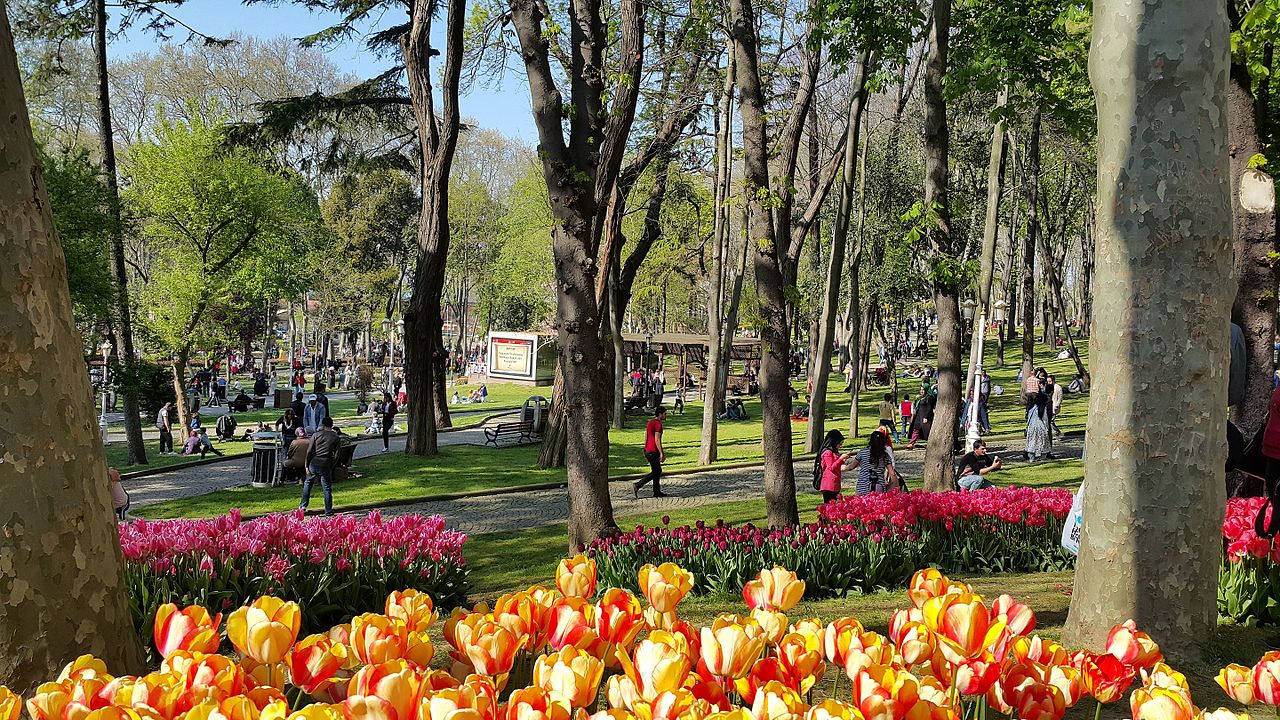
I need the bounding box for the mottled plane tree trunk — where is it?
[0,3,144,687]
[1064,0,1232,661]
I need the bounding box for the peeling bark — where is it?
[0,3,145,686]
[1063,0,1231,661]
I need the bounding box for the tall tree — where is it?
[918,0,963,492]
[1063,0,1231,660]
[0,1,144,686]
[402,0,466,454]
[506,0,646,547]
[1227,1,1278,439]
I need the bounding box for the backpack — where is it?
[811,450,825,491]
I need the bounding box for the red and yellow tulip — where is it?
[154,605,223,658]
[742,569,804,613]
[384,591,438,634]
[533,646,604,709]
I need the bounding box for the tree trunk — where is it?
[847,125,870,437]
[699,43,736,466]
[997,141,1021,367]
[94,0,146,466]
[730,0,798,527]
[919,0,960,493]
[1227,57,1277,438]
[1063,0,1231,662]
[537,365,568,469]
[807,51,870,453]
[965,91,1007,399]
[0,1,146,681]
[401,0,464,456]
[1020,111,1042,384]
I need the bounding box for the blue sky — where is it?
[111,0,538,142]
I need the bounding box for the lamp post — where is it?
[396,319,404,370]
[960,299,982,452]
[99,341,111,444]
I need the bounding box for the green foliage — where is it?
[479,167,555,331]
[807,0,923,75]
[37,143,117,329]
[126,114,322,358]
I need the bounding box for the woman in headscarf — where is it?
[1025,392,1052,462]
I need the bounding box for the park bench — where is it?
[484,421,535,447]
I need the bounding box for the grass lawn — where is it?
[131,335,1089,517]
[463,492,1262,717]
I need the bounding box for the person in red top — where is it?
[1257,386,1280,538]
[634,406,668,498]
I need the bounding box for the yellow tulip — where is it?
[618,631,693,703]
[587,711,635,720]
[288,705,344,720]
[25,682,70,720]
[0,687,20,720]
[351,614,412,665]
[417,683,489,720]
[58,655,111,683]
[533,646,605,709]
[742,569,805,613]
[228,597,302,665]
[606,676,643,713]
[185,653,249,707]
[503,688,575,720]
[83,709,148,720]
[1197,710,1251,720]
[749,681,806,720]
[699,623,765,681]
[1131,687,1195,720]
[385,591,439,633]
[462,621,520,679]
[154,604,223,658]
[823,618,865,668]
[557,556,597,599]
[241,657,288,691]
[1215,664,1254,706]
[345,660,422,720]
[777,634,825,694]
[907,570,968,610]
[802,701,861,720]
[638,564,695,614]
[751,611,789,647]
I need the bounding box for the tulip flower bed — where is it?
[1220,496,1280,625]
[119,510,469,648]
[3,562,1262,720]
[590,489,1075,601]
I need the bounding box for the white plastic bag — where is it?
[1061,482,1084,555]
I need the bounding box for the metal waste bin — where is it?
[250,433,281,488]
[521,396,550,434]
[274,388,292,409]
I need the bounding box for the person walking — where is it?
[300,417,340,516]
[899,395,913,438]
[381,392,398,452]
[633,406,668,498]
[815,429,851,504]
[156,402,174,455]
[877,393,901,443]
[846,431,899,495]
[1048,374,1064,438]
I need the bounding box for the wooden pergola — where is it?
[620,332,761,398]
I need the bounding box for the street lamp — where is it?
[962,299,986,453]
[396,319,405,369]
[99,341,111,444]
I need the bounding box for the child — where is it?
[899,395,913,438]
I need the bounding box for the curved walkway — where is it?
[373,434,1085,534]
[122,416,503,508]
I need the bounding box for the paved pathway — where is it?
[372,434,1085,535]
[123,410,513,508]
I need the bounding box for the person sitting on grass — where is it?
[957,439,1002,490]
[792,394,811,421]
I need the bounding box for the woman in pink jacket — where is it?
[816,430,852,504]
